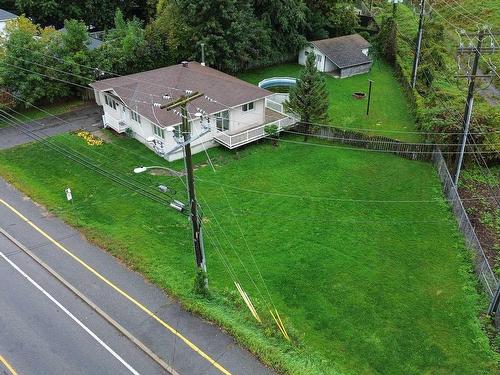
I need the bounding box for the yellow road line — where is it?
[0,199,231,375]
[0,355,18,375]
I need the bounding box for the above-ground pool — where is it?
[258,77,297,90]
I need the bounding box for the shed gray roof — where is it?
[0,9,17,21]
[90,62,272,128]
[58,27,103,51]
[311,34,372,69]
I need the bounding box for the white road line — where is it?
[0,250,141,375]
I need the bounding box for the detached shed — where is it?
[0,9,17,34]
[298,34,372,78]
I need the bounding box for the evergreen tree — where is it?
[285,52,329,141]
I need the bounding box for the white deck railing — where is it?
[102,114,128,133]
[214,116,296,149]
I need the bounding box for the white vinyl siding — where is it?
[152,124,165,139]
[242,102,254,112]
[130,110,141,123]
[104,94,118,110]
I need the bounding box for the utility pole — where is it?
[161,91,208,289]
[366,80,374,116]
[454,29,486,186]
[411,0,425,89]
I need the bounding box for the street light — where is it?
[133,166,170,174]
[388,0,403,16]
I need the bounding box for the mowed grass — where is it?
[0,98,85,128]
[237,61,419,142]
[0,132,497,374]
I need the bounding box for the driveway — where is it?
[0,105,103,150]
[0,178,274,375]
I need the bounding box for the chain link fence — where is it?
[432,149,500,315]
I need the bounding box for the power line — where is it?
[260,136,498,154]
[3,46,498,139]
[280,128,497,147]
[0,109,177,206]
[195,176,498,203]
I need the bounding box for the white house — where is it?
[298,34,372,78]
[90,62,295,161]
[0,9,17,35]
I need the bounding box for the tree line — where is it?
[0,0,362,107]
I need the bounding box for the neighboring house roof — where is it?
[58,27,103,50]
[310,34,372,69]
[0,9,17,21]
[90,62,272,128]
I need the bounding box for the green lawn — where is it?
[0,98,85,128]
[237,61,420,142]
[0,132,497,374]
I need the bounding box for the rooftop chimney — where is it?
[181,61,188,68]
[200,43,206,66]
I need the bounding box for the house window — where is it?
[215,110,229,131]
[104,95,118,110]
[242,102,254,112]
[130,110,141,123]
[152,124,165,139]
[316,54,322,63]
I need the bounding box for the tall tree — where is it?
[327,2,359,37]
[95,10,154,75]
[0,16,93,106]
[15,0,150,29]
[156,0,272,72]
[253,0,307,59]
[0,16,70,105]
[285,52,329,141]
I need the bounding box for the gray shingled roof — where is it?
[0,9,17,21]
[311,34,372,69]
[90,62,272,128]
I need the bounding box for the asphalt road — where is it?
[0,235,165,375]
[0,178,274,375]
[0,105,103,150]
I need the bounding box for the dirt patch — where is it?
[91,129,115,143]
[459,182,500,274]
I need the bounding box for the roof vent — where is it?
[181,61,189,68]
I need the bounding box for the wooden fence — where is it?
[295,125,445,161]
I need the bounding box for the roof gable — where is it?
[311,34,372,68]
[0,9,17,21]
